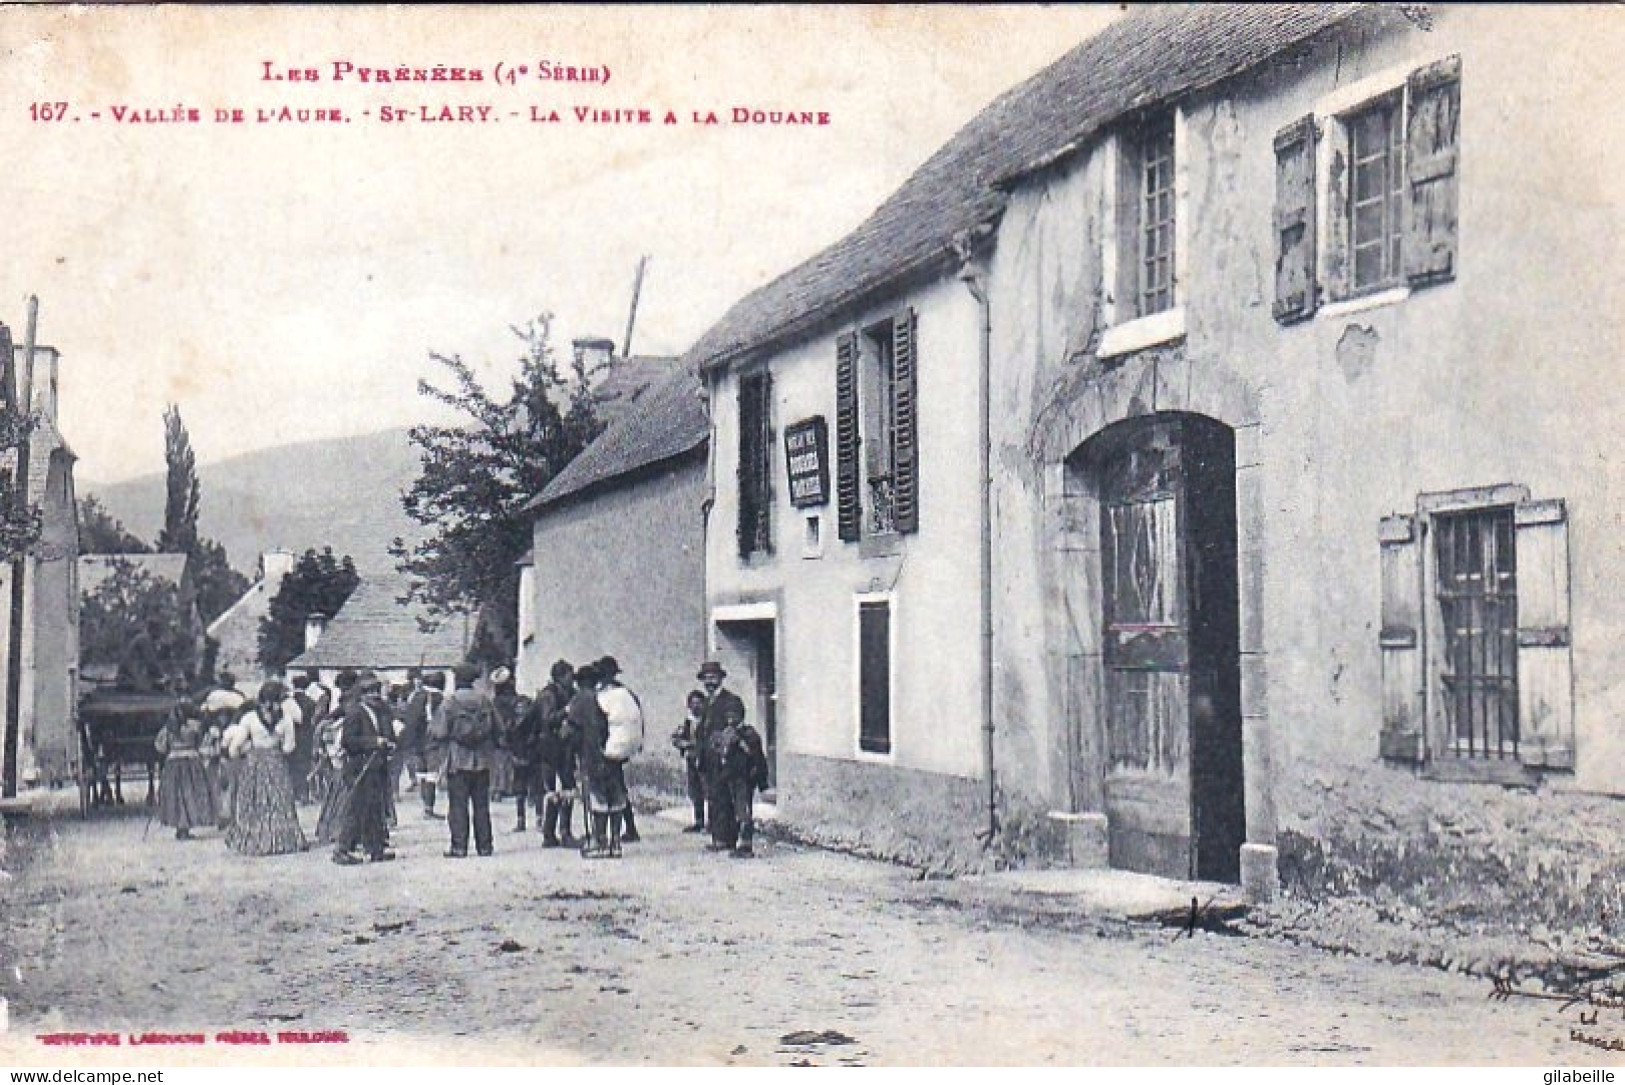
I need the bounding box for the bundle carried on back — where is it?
[599,685,644,762]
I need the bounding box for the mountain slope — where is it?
[86,427,425,576]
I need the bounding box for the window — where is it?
[1378,487,1574,775]
[834,310,918,544]
[1347,94,1405,293]
[1272,55,1461,323]
[1133,113,1178,317]
[1434,508,1518,759]
[736,369,773,558]
[857,597,891,755]
[1100,110,1186,357]
[862,321,900,534]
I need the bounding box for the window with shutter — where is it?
[1312,55,1461,308]
[1379,487,1574,776]
[1272,114,1319,323]
[834,332,861,542]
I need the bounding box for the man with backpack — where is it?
[427,663,500,858]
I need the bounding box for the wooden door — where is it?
[1097,416,1241,882]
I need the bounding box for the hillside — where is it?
[85,427,425,576]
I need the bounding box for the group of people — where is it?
[671,661,770,859]
[149,654,770,864]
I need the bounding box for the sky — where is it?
[0,5,1119,485]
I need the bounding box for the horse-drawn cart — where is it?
[76,689,174,816]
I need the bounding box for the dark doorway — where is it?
[716,618,778,795]
[1082,413,1243,882]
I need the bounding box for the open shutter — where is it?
[891,309,919,534]
[1514,499,1573,769]
[1272,114,1319,324]
[1404,55,1461,286]
[834,331,861,542]
[1379,514,1425,762]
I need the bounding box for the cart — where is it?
[76,689,175,816]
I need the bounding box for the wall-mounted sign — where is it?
[784,416,830,508]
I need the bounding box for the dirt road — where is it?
[0,799,1610,1066]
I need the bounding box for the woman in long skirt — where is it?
[224,681,308,856]
[155,701,218,839]
[313,713,349,845]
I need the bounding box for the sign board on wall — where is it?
[784,416,830,508]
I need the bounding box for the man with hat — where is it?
[695,661,746,851]
[594,655,641,844]
[332,671,396,865]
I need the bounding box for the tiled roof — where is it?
[287,574,471,670]
[79,553,188,596]
[686,3,1368,371]
[523,360,708,512]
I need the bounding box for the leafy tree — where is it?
[79,557,199,692]
[155,404,200,555]
[77,495,151,555]
[0,333,41,563]
[192,535,251,626]
[258,547,360,672]
[391,313,604,662]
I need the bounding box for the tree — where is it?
[77,495,151,554]
[155,404,200,555]
[0,325,41,563]
[192,536,251,626]
[258,547,360,672]
[391,313,604,662]
[79,557,199,692]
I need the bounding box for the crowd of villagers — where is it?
[150,656,770,863]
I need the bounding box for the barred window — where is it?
[1136,113,1177,316]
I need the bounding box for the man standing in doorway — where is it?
[695,661,746,851]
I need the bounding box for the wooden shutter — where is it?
[735,370,774,557]
[1378,514,1425,762]
[1404,55,1461,286]
[1514,499,1573,769]
[858,600,891,754]
[1272,114,1319,324]
[835,331,861,542]
[891,309,920,534]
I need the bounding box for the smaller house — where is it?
[205,549,296,683]
[286,573,470,688]
[517,354,709,797]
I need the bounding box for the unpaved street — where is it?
[0,801,1608,1066]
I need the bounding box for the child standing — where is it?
[670,690,707,833]
[716,700,769,859]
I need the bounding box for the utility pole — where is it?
[2,297,37,799]
[621,255,649,360]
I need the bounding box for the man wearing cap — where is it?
[695,661,746,851]
[332,671,395,865]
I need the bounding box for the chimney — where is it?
[19,345,59,424]
[260,550,295,594]
[572,335,617,375]
[304,613,328,653]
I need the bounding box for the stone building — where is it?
[286,573,468,688]
[0,342,79,788]
[693,2,1625,919]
